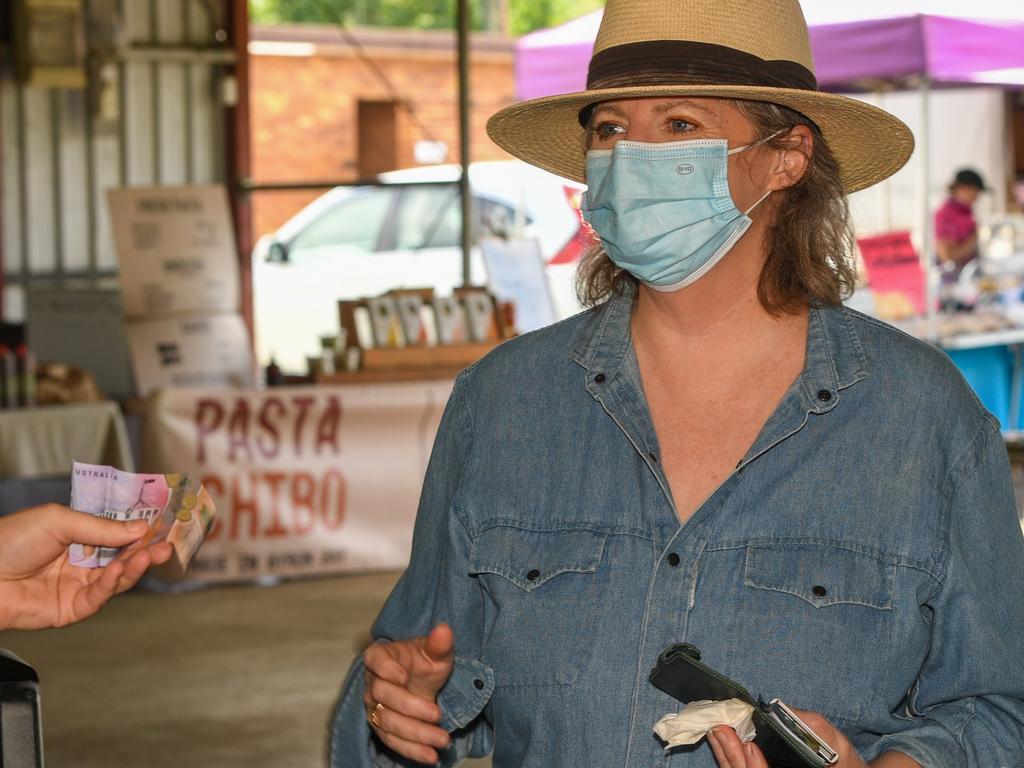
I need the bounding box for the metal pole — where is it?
[457,0,472,287]
[919,76,935,339]
[227,0,254,339]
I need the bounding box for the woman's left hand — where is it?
[707,708,867,768]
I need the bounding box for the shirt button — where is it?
[526,569,540,581]
[473,678,485,690]
[648,451,658,463]
[594,373,606,384]
[667,553,680,567]
[812,585,827,597]
[817,390,832,402]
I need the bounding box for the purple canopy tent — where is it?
[514,2,1024,332]
[515,5,1024,98]
[515,10,602,101]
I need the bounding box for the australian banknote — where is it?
[70,462,216,576]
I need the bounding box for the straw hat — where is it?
[487,0,914,193]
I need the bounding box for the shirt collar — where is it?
[569,285,869,413]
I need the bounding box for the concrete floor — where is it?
[0,572,490,768]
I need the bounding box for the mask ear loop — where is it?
[743,190,772,215]
[735,129,788,215]
[727,129,786,156]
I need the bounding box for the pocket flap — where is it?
[469,526,606,592]
[744,544,894,609]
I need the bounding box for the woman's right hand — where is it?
[363,623,456,764]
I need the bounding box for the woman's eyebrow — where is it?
[652,99,717,118]
[591,104,628,120]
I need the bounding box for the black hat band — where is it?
[579,40,818,125]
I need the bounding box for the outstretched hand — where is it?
[363,623,457,764]
[0,504,173,630]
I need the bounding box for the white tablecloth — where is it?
[0,402,133,478]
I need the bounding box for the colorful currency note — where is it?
[70,462,216,576]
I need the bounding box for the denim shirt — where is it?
[330,288,1024,768]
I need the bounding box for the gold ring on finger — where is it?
[369,701,384,729]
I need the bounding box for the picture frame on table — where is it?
[339,300,373,349]
[433,296,468,345]
[366,296,405,348]
[457,288,500,343]
[390,288,436,347]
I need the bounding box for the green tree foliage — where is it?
[249,0,604,35]
[507,0,602,36]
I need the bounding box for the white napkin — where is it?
[653,698,757,749]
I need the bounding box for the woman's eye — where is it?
[593,122,625,140]
[668,119,696,134]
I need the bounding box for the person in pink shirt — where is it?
[935,168,987,282]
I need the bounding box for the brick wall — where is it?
[250,25,518,240]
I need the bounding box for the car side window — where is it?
[477,197,524,238]
[393,185,460,250]
[392,185,523,250]
[290,187,395,257]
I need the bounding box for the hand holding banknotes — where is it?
[363,623,455,764]
[707,711,921,768]
[0,504,172,631]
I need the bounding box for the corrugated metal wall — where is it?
[1,0,234,321]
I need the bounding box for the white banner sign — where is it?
[143,382,452,583]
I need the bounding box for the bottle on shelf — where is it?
[264,355,284,388]
[15,345,36,408]
[0,345,13,408]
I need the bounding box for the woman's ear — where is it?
[768,125,813,191]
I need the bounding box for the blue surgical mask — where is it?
[582,137,774,292]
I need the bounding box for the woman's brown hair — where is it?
[576,100,857,315]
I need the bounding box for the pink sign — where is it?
[857,231,925,314]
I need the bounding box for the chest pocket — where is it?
[739,543,896,721]
[469,525,607,687]
[744,544,894,610]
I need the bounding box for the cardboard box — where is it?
[125,313,254,397]
[107,185,240,317]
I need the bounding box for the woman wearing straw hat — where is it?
[330,1,1024,766]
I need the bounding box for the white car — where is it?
[252,161,591,372]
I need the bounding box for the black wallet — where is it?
[649,643,838,768]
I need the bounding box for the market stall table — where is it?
[892,307,1024,430]
[940,329,1024,432]
[0,402,133,514]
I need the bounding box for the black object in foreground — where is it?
[0,649,44,768]
[650,643,838,768]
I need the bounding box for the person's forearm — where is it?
[951,238,976,263]
[950,237,974,264]
[937,237,976,267]
[870,752,921,768]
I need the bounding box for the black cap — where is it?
[952,168,988,192]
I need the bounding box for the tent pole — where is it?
[457,0,472,288]
[919,76,936,339]
[877,90,892,232]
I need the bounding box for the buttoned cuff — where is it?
[437,656,494,732]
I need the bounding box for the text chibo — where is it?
[193,395,347,542]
